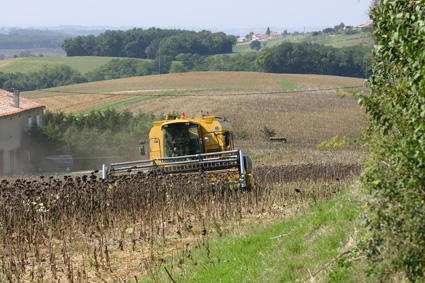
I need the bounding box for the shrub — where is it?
[260,126,276,140]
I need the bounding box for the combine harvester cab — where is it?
[103,112,253,188]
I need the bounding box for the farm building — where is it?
[358,21,373,31]
[0,89,45,174]
[252,33,268,41]
[269,31,283,40]
[251,32,283,41]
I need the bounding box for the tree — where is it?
[250,40,261,51]
[169,61,186,73]
[255,50,272,72]
[322,27,335,33]
[266,27,271,35]
[360,1,425,281]
[334,22,345,32]
[19,50,33,57]
[175,53,205,71]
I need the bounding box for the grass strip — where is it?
[145,186,363,282]
[278,79,297,90]
[73,89,203,115]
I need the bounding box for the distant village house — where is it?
[0,89,45,174]
[269,31,283,40]
[250,31,283,42]
[252,33,267,41]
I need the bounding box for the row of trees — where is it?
[25,109,160,170]
[62,28,236,59]
[0,58,163,91]
[255,42,371,78]
[0,33,67,49]
[0,65,87,91]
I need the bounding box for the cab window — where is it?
[163,123,201,157]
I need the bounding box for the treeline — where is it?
[0,33,67,49]
[255,42,371,78]
[62,28,236,59]
[0,65,88,91]
[85,58,157,80]
[24,109,160,170]
[0,58,160,91]
[173,42,371,78]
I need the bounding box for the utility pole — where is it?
[158,49,161,75]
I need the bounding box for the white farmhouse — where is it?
[269,31,283,40]
[0,88,45,174]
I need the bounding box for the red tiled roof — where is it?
[359,21,373,28]
[0,88,45,117]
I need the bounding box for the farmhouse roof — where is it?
[358,21,373,28]
[0,88,45,118]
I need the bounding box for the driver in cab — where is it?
[172,128,191,156]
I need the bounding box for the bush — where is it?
[260,126,276,140]
[250,40,261,51]
[344,29,359,35]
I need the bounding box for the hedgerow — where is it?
[360,1,425,280]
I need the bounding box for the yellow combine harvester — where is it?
[102,111,253,188]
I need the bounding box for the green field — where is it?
[0,56,138,74]
[314,32,375,47]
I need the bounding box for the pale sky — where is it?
[2,0,372,33]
